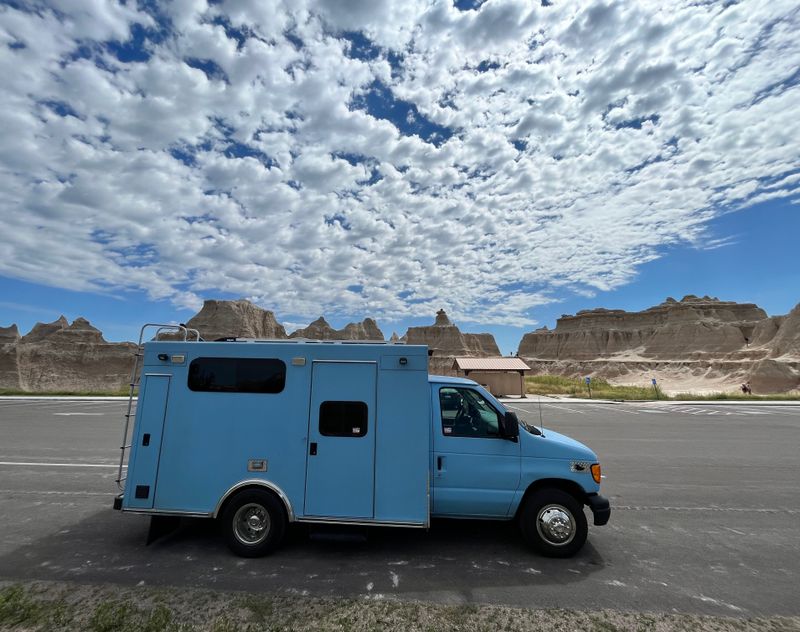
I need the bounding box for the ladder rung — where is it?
[120,444,131,449]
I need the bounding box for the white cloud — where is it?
[0,0,798,327]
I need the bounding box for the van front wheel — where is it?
[520,488,587,558]
[221,489,287,557]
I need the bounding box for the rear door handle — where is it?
[309,442,317,456]
[437,456,443,470]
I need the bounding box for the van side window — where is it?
[440,387,501,438]
[319,401,368,437]
[187,358,286,393]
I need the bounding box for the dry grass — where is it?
[1,581,798,632]
[524,376,800,401]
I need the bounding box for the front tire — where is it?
[519,488,587,558]
[221,489,287,557]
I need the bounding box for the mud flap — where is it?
[146,515,181,545]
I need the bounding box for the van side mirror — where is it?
[500,411,519,441]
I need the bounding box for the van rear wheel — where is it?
[520,488,587,558]
[221,489,287,557]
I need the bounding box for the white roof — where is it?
[453,357,531,371]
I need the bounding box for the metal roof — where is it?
[452,357,531,371]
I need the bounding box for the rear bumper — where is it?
[586,493,611,526]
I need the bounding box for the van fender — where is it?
[509,477,588,519]
[213,479,295,522]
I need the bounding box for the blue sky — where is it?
[1,1,799,354]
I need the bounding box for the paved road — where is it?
[0,398,798,616]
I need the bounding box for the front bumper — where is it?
[586,493,611,526]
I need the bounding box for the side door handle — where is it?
[309,442,317,456]
[437,456,442,470]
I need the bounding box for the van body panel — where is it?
[122,341,431,525]
[373,366,430,525]
[124,373,170,509]
[304,361,377,518]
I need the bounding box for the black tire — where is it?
[519,488,588,558]
[221,489,287,557]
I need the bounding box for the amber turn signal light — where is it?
[591,463,602,484]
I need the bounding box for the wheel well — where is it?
[214,482,292,522]
[514,479,588,519]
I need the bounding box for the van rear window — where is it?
[187,357,286,393]
[319,401,368,437]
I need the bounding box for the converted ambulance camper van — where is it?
[114,325,610,558]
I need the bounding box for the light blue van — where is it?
[114,328,610,558]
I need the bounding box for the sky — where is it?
[0,0,799,354]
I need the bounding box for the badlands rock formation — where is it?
[517,296,800,393]
[290,316,384,340]
[184,299,287,340]
[0,316,136,392]
[0,300,386,392]
[404,309,501,375]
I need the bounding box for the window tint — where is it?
[188,357,286,393]
[319,401,368,437]
[440,387,501,438]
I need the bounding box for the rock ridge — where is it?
[290,316,384,341]
[517,296,800,392]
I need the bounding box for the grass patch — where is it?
[525,375,800,400]
[0,581,797,632]
[525,375,660,400]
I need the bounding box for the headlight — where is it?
[591,463,602,484]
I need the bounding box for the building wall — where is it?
[461,371,525,397]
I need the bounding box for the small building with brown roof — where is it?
[452,357,531,398]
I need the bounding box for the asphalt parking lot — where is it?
[0,398,798,617]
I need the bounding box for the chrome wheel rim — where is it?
[233,503,271,545]
[536,504,576,546]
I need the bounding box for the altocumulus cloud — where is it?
[0,0,799,326]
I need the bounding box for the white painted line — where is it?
[615,505,799,514]
[0,489,110,496]
[541,403,586,414]
[53,412,105,416]
[0,461,118,468]
[606,406,640,415]
[0,396,132,401]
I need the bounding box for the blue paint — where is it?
[125,374,170,509]
[304,362,376,517]
[121,340,606,538]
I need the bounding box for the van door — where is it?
[126,374,170,510]
[432,385,521,517]
[304,361,377,519]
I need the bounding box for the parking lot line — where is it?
[0,461,119,468]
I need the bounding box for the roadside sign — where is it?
[651,378,657,385]
[585,377,591,384]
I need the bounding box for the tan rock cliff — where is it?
[518,296,800,393]
[1,317,136,392]
[289,316,384,340]
[186,299,287,340]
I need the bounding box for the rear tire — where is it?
[519,488,587,558]
[221,489,287,557]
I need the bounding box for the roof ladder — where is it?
[115,323,200,491]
